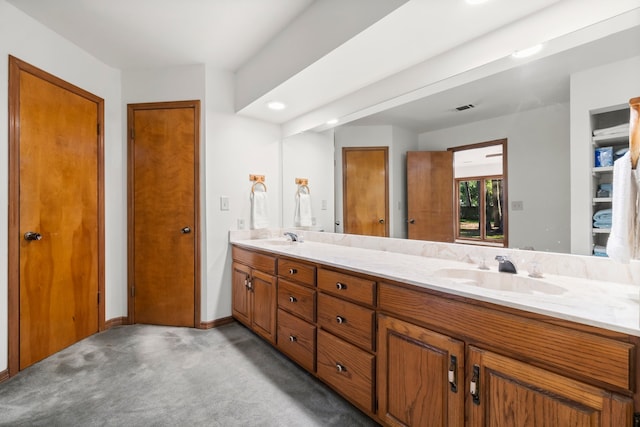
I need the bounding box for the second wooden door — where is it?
[343,147,389,237]
[128,101,200,327]
[407,151,454,242]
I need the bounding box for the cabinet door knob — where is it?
[288,268,297,275]
[336,282,346,290]
[289,296,297,303]
[289,335,297,342]
[336,363,346,373]
[336,316,345,324]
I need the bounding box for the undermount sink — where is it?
[433,268,566,295]
[261,238,296,247]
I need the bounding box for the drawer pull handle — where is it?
[336,363,347,373]
[336,316,345,324]
[289,335,297,342]
[336,282,347,290]
[288,268,297,275]
[470,365,480,405]
[289,296,297,303]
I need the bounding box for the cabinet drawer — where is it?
[318,269,376,307]
[277,309,316,373]
[317,293,375,351]
[278,258,316,286]
[232,246,276,275]
[278,279,315,323]
[317,330,375,413]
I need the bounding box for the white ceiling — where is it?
[349,24,640,133]
[6,0,640,132]
[6,0,315,70]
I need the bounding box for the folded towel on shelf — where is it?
[599,183,613,192]
[593,220,612,229]
[250,191,269,229]
[593,245,608,257]
[593,123,629,137]
[593,209,612,221]
[294,193,313,227]
[606,152,640,262]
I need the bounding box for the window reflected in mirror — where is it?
[452,140,507,247]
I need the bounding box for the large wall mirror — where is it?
[282,13,640,256]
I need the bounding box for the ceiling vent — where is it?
[455,104,475,111]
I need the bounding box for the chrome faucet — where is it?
[495,255,517,274]
[284,232,299,242]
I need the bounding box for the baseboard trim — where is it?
[105,316,129,329]
[200,316,235,329]
[0,368,8,384]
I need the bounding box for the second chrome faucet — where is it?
[495,255,517,274]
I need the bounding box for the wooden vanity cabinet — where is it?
[231,247,277,344]
[378,281,635,427]
[232,245,637,426]
[276,258,317,372]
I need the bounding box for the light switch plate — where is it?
[511,200,524,211]
[220,196,229,211]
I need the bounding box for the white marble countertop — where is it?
[232,237,640,337]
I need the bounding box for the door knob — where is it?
[408,218,415,224]
[24,231,42,241]
[181,226,191,234]
[379,219,385,224]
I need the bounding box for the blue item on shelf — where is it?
[595,147,613,167]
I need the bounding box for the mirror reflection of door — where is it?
[406,151,454,242]
[406,139,507,247]
[452,139,508,247]
[343,147,389,237]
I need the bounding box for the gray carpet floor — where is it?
[0,322,379,426]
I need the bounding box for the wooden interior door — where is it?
[8,56,104,372]
[407,151,454,242]
[343,147,389,236]
[128,101,200,327]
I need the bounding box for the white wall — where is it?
[0,0,124,372]
[391,126,419,239]
[204,67,281,322]
[569,55,640,255]
[334,125,418,238]
[419,103,570,253]
[282,131,335,232]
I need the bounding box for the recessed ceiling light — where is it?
[511,43,543,59]
[326,118,339,125]
[266,101,286,111]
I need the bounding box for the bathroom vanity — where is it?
[230,232,640,426]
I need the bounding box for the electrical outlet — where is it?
[220,196,229,211]
[237,218,245,230]
[511,201,524,211]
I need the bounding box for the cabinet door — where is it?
[466,346,633,427]
[251,269,277,344]
[377,314,464,427]
[231,262,251,326]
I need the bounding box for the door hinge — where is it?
[97,292,100,305]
